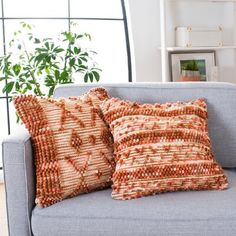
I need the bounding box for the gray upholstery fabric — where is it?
[3,127,35,236]
[31,169,236,236]
[55,82,236,168]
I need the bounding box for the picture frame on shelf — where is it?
[169,50,216,82]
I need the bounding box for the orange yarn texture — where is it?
[101,98,228,200]
[14,88,115,207]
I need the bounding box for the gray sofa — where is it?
[3,82,236,236]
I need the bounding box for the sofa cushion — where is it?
[13,88,115,207]
[101,97,228,200]
[31,169,236,236]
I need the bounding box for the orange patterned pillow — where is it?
[14,88,115,207]
[101,97,228,200]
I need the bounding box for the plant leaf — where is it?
[54,70,60,80]
[89,73,93,82]
[84,73,89,83]
[80,57,87,62]
[69,58,75,67]
[60,70,69,82]
[74,47,81,54]
[45,42,50,50]
[54,47,64,53]
[80,52,88,57]
[34,38,40,44]
[3,81,14,93]
[79,65,87,70]
[48,86,55,97]
[34,53,48,65]
[15,81,20,90]
[12,64,21,76]
[26,83,32,90]
[0,77,7,81]
[92,71,100,82]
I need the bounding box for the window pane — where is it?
[0,21,4,56]
[0,1,2,18]
[0,20,4,96]
[0,82,6,97]
[71,20,128,83]
[0,99,8,168]
[70,0,123,19]
[5,20,68,47]
[9,98,21,133]
[4,0,68,18]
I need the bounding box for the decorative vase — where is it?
[180,70,201,82]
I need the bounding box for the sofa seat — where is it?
[31,169,236,236]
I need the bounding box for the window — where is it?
[0,0,132,172]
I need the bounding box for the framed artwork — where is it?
[169,50,216,82]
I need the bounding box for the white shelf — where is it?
[165,46,236,51]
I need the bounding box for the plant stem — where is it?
[63,40,73,83]
[22,41,44,96]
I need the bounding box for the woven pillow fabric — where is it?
[14,88,115,207]
[101,97,228,200]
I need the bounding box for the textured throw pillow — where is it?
[14,88,115,207]
[101,97,228,200]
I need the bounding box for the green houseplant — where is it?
[180,60,201,82]
[0,22,101,97]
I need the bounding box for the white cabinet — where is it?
[159,0,236,82]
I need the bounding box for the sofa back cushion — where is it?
[54,82,236,168]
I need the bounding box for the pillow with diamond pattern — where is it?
[14,88,115,207]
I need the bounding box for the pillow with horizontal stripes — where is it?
[101,97,228,200]
[14,88,115,207]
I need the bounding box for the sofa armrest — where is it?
[3,127,35,236]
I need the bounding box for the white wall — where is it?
[127,0,162,82]
[127,0,236,83]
